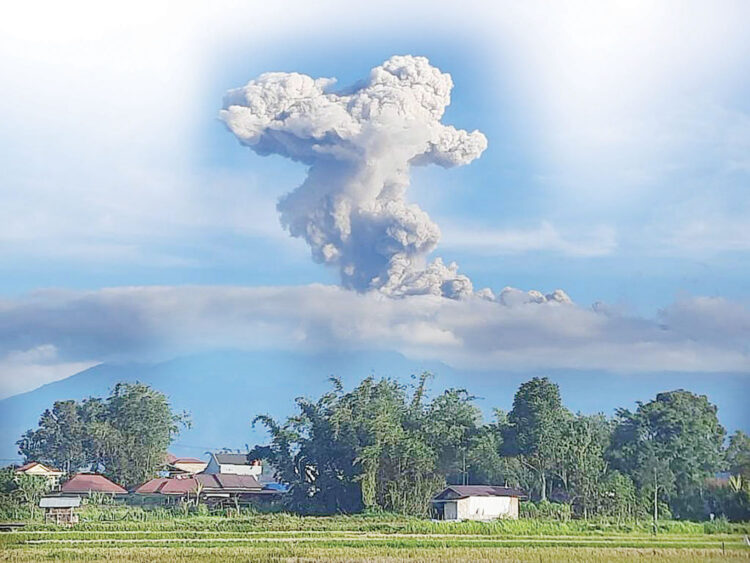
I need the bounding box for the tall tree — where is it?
[18,382,189,489]
[254,377,397,514]
[503,377,569,501]
[97,383,190,488]
[17,400,87,473]
[423,389,481,484]
[555,414,612,517]
[253,375,450,515]
[609,390,725,519]
[726,431,750,480]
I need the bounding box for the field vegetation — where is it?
[1,512,748,562]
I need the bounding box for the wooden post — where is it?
[652,466,658,534]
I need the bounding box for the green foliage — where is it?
[726,430,750,480]
[3,512,748,563]
[250,375,745,522]
[84,490,117,507]
[502,377,570,502]
[13,474,51,516]
[253,374,471,516]
[520,499,572,520]
[596,470,642,520]
[608,390,726,520]
[10,509,750,536]
[705,474,750,521]
[423,388,481,483]
[94,382,191,488]
[0,468,50,519]
[17,382,190,489]
[17,400,87,474]
[0,467,24,518]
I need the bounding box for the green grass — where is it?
[2,545,749,562]
[13,509,750,535]
[1,514,748,561]
[3,542,748,561]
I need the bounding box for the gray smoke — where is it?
[221,55,570,303]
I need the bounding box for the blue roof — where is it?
[262,482,288,492]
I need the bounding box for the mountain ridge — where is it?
[2,350,747,463]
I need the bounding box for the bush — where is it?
[520,500,572,521]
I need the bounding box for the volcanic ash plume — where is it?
[220,55,487,298]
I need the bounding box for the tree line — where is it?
[7,375,750,522]
[252,374,750,520]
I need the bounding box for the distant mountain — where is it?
[1,350,747,463]
[0,350,466,463]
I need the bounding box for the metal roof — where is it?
[214,453,253,465]
[61,473,127,494]
[133,477,201,495]
[134,473,263,495]
[39,496,81,508]
[197,473,262,490]
[133,478,170,494]
[433,485,525,501]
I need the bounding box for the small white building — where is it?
[432,485,523,521]
[203,453,262,477]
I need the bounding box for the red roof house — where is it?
[133,473,276,506]
[133,477,170,495]
[134,473,263,495]
[134,477,198,495]
[61,473,127,495]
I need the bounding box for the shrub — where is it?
[521,500,572,521]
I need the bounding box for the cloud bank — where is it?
[0,285,747,397]
[0,345,97,399]
[221,55,493,299]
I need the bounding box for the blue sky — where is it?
[0,1,748,421]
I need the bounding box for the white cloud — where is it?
[441,222,617,257]
[0,345,98,399]
[0,285,746,398]
[491,3,750,200]
[661,218,750,255]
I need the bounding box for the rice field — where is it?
[1,515,748,561]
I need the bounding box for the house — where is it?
[431,485,524,521]
[60,473,127,496]
[164,453,208,476]
[132,476,205,503]
[15,462,65,488]
[39,496,80,525]
[133,473,274,506]
[195,473,265,501]
[204,452,262,477]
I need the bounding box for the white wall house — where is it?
[15,462,65,488]
[204,453,262,477]
[432,485,523,521]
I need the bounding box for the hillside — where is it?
[1,350,747,463]
[0,350,463,462]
